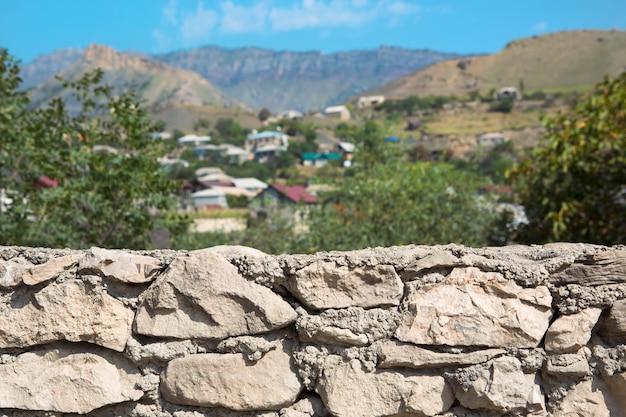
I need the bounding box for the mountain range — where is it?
[20,45,458,113]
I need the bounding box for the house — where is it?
[358,95,385,108]
[177,134,211,147]
[277,110,303,120]
[494,87,521,101]
[253,143,285,164]
[190,188,228,209]
[336,142,355,167]
[232,177,268,194]
[323,105,351,120]
[478,132,508,146]
[301,152,342,167]
[193,144,250,164]
[255,184,317,206]
[245,130,289,152]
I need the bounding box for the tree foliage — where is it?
[0,49,188,249]
[508,73,626,244]
[306,159,507,252]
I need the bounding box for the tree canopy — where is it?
[508,72,626,244]
[0,49,188,249]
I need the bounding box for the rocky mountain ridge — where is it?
[20,44,459,112]
[27,44,245,114]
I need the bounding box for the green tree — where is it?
[508,73,626,244]
[258,107,271,122]
[214,117,247,146]
[0,50,189,249]
[306,159,507,251]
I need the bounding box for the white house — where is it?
[358,95,385,108]
[478,132,509,146]
[245,131,289,152]
[178,134,211,146]
[323,105,351,120]
[232,177,268,194]
[190,188,228,209]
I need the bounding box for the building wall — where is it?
[0,243,625,416]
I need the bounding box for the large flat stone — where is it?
[554,379,611,417]
[395,267,552,348]
[0,279,133,351]
[0,347,142,414]
[288,261,403,310]
[78,247,162,283]
[135,252,297,339]
[317,355,453,417]
[22,254,82,285]
[378,341,506,369]
[549,250,626,285]
[161,340,301,411]
[448,357,545,413]
[545,308,602,353]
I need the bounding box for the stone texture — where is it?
[0,279,133,351]
[378,341,506,369]
[22,254,82,285]
[395,267,553,348]
[549,250,626,285]
[401,251,460,279]
[448,356,545,413]
[554,379,611,417]
[602,371,626,414]
[545,353,591,377]
[78,247,162,283]
[135,252,297,339]
[545,308,603,353]
[317,355,454,417]
[161,340,301,411]
[0,258,32,287]
[288,261,403,310]
[598,298,626,345]
[296,307,400,346]
[0,347,142,414]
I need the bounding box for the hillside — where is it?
[28,44,245,115]
[154,46,458,112]
[363,30,626,99]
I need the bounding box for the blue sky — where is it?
[2,0,625,63]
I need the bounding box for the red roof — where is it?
[270,184,317,204]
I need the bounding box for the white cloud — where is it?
[163,0,179,25]
[220,0,270,34]
[269,0,382,31]
[532,21,548,32]
[181,1,218,44]
[387,1,421,15]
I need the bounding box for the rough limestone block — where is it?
[289,261,403,310]
[0,279,133,351]
[0,258,32,287]
[161,340,302,411]
[401,251,460,279]
[545,353,591,378]
[598,298,626,345]
[549,250,626,285]
[22,254,82,285]
[395,267,552,348]
[378,340,506,369]
[135,252,297,339]
[544,308,602,353]
[317,355,454,417]
[554,379,611,417]
[0,347,142,414]
[603,371,626,415]
[78,247,161,283]
[448,356,545,413]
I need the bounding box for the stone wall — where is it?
[0,243,625,417]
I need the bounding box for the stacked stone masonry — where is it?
[0,243,625,416]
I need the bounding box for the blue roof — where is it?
[248,131,284,140]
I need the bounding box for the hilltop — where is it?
[27,45,247,115]
[361,30,626,99]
